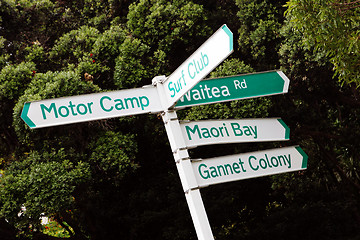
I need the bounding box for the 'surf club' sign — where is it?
[21,86,162,128]
[192,146,308,188]
[163,24,233,109]
[180,118,290,148]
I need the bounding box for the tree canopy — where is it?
[1,0,360,239]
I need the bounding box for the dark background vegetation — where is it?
[0,0,359,239]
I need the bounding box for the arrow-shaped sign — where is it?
[163,24,233,109]
[175,70,289,108]
[192,146,307,188]
[21,85,163,129]
[180,118,290,148]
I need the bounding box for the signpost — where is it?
[162,24,233,109]
[20,24,307,240]
[21,85,162,128]
[175,70,289,108]
[192,146,308,188]
[180,118,290,148]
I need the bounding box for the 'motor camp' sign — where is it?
[21,86,162,128]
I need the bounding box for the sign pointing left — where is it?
[21,86,163,129]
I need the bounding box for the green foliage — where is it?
[0,36,10,69]
[24,44,45,64]
[235,0,287,70]
[285,0,360,86]
[92,25,127,63]
[89,131,138,183]
[42,220,73,238]
[50,26,101,67]
[127,0,210,53]
[0,61,36,100]
[0,149,90,230]
[114,37,153,88]
[209,58,254,78]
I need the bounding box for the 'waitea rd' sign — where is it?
[163,24,233,109]
[180,118,290,148]
[175,70,289,108]
[21,86,162,128]
[192,146,308,188]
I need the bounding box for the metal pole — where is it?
[162,110,214,240]
[152,76,214,240]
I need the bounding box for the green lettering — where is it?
[201,128,211,138]
[248,156,259,171]
[68,101,77,116]
[224,164,233,175]
[185,125,201,140]
[231,123,243,136]
[87,102,93,114]
[210,166,218,178]
[139,96,149,110]
[124,97,140,109]
[100,96,113,112]
[271,156,279,167]
[76,103,87,115]
[210,127,220,137]
[58,106,69,117]
[114,99,125,110]
[199,164,210,179]
[217,165,225,176]
[239,158,247,172]
[168,82,176,98]
[259,158,267,169]
[40,103,58,119]
[243,126,251,136]
[233,162,240,173]
[278,155,285,167]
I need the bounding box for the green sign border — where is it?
[21,102,36,128]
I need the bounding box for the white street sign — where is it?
[192,146,308,188]
[21,85,162,128]
[180,118,290,148]
[163,24,233,109]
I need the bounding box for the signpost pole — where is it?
[162,110,214,240]
[154,76,214,240]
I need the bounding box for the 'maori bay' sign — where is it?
[180,118,290,148]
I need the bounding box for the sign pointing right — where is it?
[180,118,290,148]
[175,70,289,108]
[163,24,233,109]
[192,146,307,188]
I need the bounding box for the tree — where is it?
[285,0,360,86]
[235,0,288,70]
